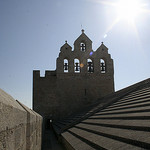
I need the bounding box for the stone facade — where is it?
[0,89,42,150]
[33,30,114,121]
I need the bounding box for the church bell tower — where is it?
[33,30,114,120]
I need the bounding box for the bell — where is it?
[88,62,93,72]
[88,62,92,66]
[81,43,86,51]
[101,67,105,71]
[75,63,79,71]
[101,62,105,71]
[64,63,68,70]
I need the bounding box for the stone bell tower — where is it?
[33,30,114,120]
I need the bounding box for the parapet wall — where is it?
[0,89,42,150]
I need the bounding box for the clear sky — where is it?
[0,0,150,108]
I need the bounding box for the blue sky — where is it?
[0,0,150,108]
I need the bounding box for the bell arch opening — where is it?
[74,59,80,73]
[100,59,106,73]
[80,42,86,51]
[87,59,94,73]
[64,59,69,73]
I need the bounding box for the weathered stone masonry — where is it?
[33,30,114,121]
[0,89,42,150]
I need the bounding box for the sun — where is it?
[94,0,148,23]
[115,0,143,22]
[92,0,149,38]
[91,0,149,40]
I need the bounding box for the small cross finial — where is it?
[65,40,67,43]
[81,29,84,33]
[101,42,103,44]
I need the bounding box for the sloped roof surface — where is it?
[53,78,150,150]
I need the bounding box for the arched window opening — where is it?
[74,59,80,73]
[100,59,106,73]
[87,59,94,73]
[64,59,68,73]
[80,42,86,51]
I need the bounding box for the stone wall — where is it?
[0,89,42,150]
[33,70,114,120]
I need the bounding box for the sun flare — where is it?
[94,0,149,24]
[115,0,143,22]
[92,0,149,39]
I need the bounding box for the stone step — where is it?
[95,105,150,115]
[106,96,150,109]
[74,123,150,148]
[62,131,98,150]
[81,121,150,133]
[82,119,150,129]
[100,101,150,112]
[89,111,150,119]
[114,93,150,106]
[123,87,150,99]
[111,95,150,106]
[121,88,150,101]
[67,126,148,150]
